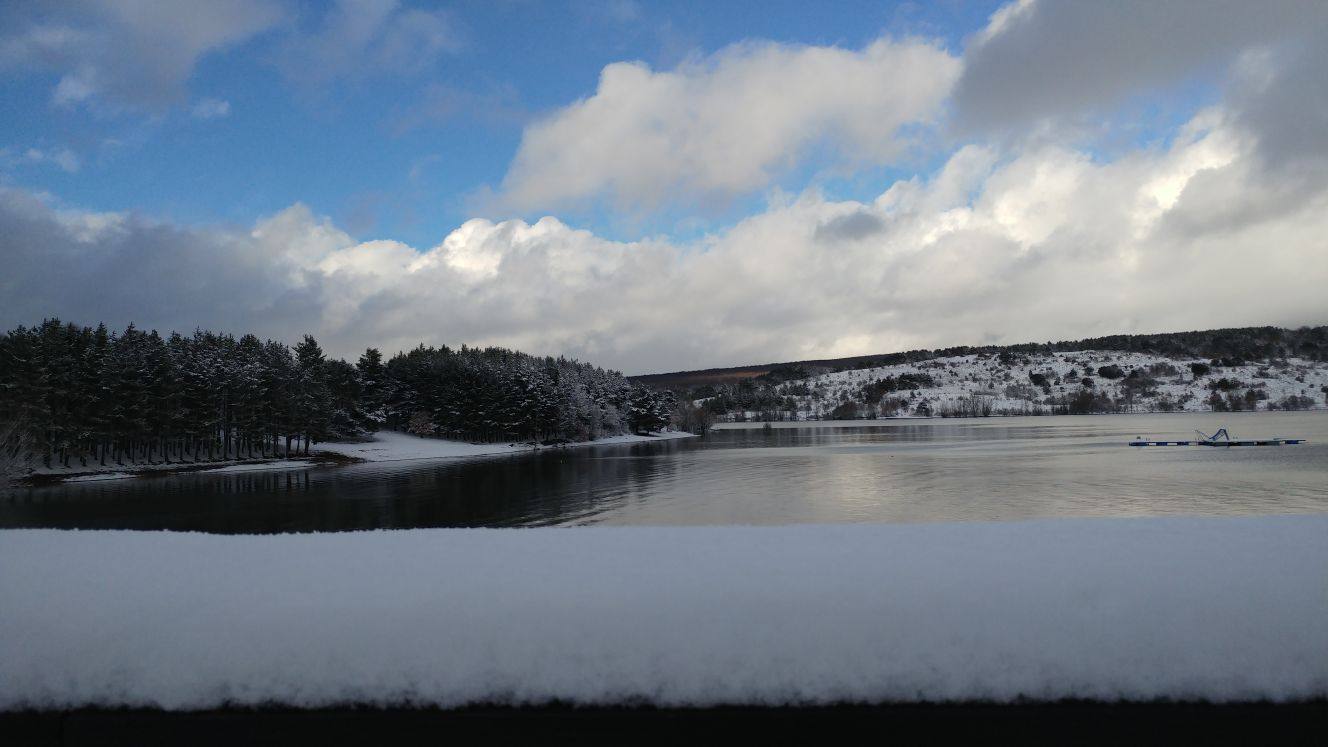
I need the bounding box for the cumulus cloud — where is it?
[0,0,283,109]
[953,0,1328,135]
[496,36,961,213]
[276,0,461,89]
[3,104,1325,374]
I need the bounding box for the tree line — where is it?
[0,319,675,470]
[636,325,1328,392]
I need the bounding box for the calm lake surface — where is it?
[4,412,1326,533]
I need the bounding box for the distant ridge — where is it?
[633,325,1328,389]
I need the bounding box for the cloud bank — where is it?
[2,1,1326,374]
[3,103,1325,374]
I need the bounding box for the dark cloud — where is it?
[952,0,1325,135]
[0,190,323,340]
[814,210,886,243]
[1228,36,1328,172]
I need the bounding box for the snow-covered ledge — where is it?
[2,515,1325,710]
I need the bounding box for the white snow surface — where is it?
[59,472,136,483]
[201,460,317,474]
[2,516,1325,710]
[313,428,694,463]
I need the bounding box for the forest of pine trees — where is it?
[0,319,675,470]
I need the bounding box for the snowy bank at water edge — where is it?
[26,452,322,482]
[312,428,695,463]
[2,516,1325,710]
[199,460,318,474]
[23,430,695,483]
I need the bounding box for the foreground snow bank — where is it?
[2,516,1325,710]
[314,428,694,463]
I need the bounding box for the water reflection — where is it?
[4,412,1326,533]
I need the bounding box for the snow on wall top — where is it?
[2,516,1326,709]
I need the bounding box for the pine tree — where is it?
[325,359,368,439]
[356,348,386,427]
[293,335,332,454]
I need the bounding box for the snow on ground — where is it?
[759,351,1328,420]
[22,431,694,483]
[2,516,1324,710]
[577,430,696,445]
[201,460,317,474]
[313,429,694,463]
[60,472,136,482]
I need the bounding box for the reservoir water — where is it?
[3,412,1326,533]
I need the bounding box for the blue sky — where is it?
[1,0,1004,245]
[1,1,1325,373]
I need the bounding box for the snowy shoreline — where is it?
[22,430,696,484]
[312,428,695,464]
[2,515,1324,710]
[23,455,330,485]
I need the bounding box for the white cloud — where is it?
[0,0,284,109]
[3,106,1325,374]
[190,98,231,119]
[276,0,461,89]
[496,36,961,213]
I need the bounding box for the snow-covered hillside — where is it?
[727,351,1328,421]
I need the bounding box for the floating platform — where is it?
[1129,439,1305,447]
[1130,427,1305,447]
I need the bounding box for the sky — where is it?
[1,0,1326,374]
